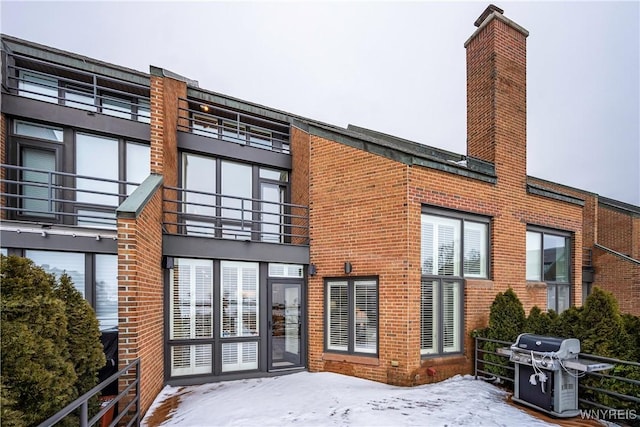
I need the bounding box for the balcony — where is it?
[178,99,290,154]
[0,164,139,230]
[162,186,309,246]
[3,51,150,123]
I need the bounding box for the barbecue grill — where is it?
[507,333,613,418]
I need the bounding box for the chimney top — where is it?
[474,4,504,27]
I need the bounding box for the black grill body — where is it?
[510,333,580,418]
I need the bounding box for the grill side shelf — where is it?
[562,358,614,372]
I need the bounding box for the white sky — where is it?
[141,372,557,426]
[1,1,638,205]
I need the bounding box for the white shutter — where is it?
[421,218,434,275]
[354,280,377,354]
[420,280,438,355]
[221,261,258,338]
[221,342,258,372]
[327,281,348,351]
[171,344,212,376]
[169,258,213,377]
[442,281,461,353]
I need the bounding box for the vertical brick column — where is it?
[290,125,311,245]
[1,113,6,220]
[117,175,164,416]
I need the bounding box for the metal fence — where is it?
[36,358,140,427]
[1,164,139,229]
[177,98,291,154]
[474,336,640,413]
[3,51,151,123]
[163,185,309,245]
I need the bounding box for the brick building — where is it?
[1,5,638,417]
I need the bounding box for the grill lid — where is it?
[512,333,580,359]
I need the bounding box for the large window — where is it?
[326,278,378,355]
[180,153,290,242]
[24,250,117,331]
[526,229,571,313]
[10,120,150,227]
[169,258,214,376]
[420,208,488,356]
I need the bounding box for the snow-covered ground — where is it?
[142,372,559,426]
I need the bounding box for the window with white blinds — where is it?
[170,258,214,340]
[420,279,438,355]
[421,208,485,357]
[421,212,488,279]
[326,278,378,355]
[420,279,462,356]
[221,341,258,372]
[221,261,258,338]
[327,281,348,351]
[171,344,212,376]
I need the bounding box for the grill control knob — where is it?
[513,355,519,361]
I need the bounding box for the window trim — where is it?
[421,206,491,279]
[324,276,379,357]
[526,226,573,313]
[420,278,465,357]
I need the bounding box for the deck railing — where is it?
[36,358,140,427]
[163,185,309,245]
[0,164,139,229]
[177,98,291,154]
[3,51,150,123]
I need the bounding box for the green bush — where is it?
[481,288,526,382]
[1,255,106,426]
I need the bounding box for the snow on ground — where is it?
[142,372,558,426]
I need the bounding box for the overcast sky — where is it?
[1,1,638,205]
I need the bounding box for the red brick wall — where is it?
[594,206,640,315]
[290,126,310,245]
[117,185,164,416]
[307,134,409,384]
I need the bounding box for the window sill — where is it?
[322,352,379,366]
[526,281,547,289]
[420,354,466,365]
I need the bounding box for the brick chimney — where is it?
[465,5,529,188]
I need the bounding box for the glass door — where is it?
[269,282,302,369]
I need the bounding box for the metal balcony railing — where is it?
[0,164,140,229]
[3,51,151,123]
[178,98,291,154]
[583,247,593,267]
[163,186,309,245]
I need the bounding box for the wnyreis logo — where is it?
[579,409,637,421]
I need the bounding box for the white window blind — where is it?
[420,279,438,355]
[170,258,213,340]
[442,281,461,353]
[463,222,488,278]
[354,280,377,354]
[327,281,348,351]
[95,254,118,331]
[171,344,212,377]
[421,215,461,276]
[221,341,258,372]
[221,261,258,338]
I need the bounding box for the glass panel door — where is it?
[269,282,302,369]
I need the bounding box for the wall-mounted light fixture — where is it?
[308,264,317,277]
[344,262,352,275]
[163,256,175,269]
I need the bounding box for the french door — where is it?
[268,281,303,370]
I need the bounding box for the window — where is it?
[20,146,56,217]
[169,258,214,376]
[526,229,571,313]
[221,161,252,239]
[326,278,378,355]
[221,261,259,372]
[24,250,117,331]
[420,208,487,356]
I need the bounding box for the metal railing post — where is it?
[80,402,88,427]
